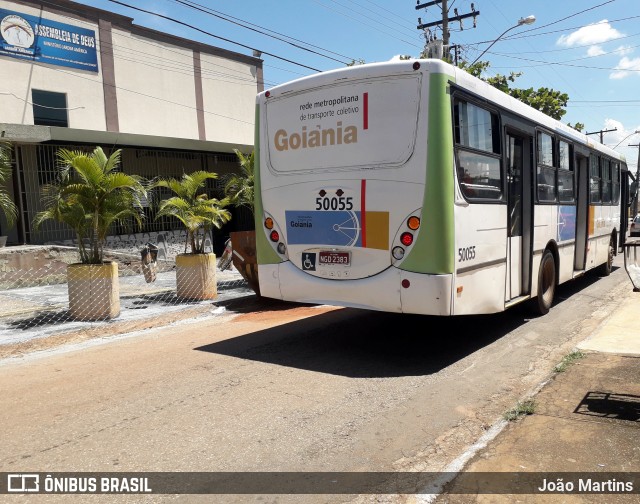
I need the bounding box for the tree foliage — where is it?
[34,147,146,264]
[0,141,18,230]
[154,171,231,254]
[223,149,255,215]
[458,60,569,121]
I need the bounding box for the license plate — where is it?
[319,251,350,266]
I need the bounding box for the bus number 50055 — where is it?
[315,196,353,211]
[458,246,476,262]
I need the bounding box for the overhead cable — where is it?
[107,0,322,72]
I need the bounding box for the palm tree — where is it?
[223,149,260,295]
[224,149,254,215]
[0,141,18,231]
[154,171,231,254]
[34,146,146,264]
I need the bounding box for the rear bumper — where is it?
[258,262,452,315]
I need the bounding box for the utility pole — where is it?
[416,1,479,61]
[586,127,617,144]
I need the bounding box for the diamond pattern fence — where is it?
[0,239,253,351]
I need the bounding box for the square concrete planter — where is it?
[67,262,120,320]
[175,252,217,300]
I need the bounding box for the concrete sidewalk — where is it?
[429,278,640,502]
[0,266,255,359]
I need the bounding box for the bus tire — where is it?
[533,250,556,316]
[598,237,614,277]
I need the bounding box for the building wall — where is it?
[200,53,257,144]
[0,1,108,130]
[0,0,261,246]
[0,0,261,145]
[109,30,201,139]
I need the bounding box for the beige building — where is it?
[0,0,262,249]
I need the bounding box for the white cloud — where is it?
[557,20,623,47]
[615,45,634,56]
[587,45,606,57]
[604,121,640,159]
[610,56,640,79]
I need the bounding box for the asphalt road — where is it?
[0,255,631,504]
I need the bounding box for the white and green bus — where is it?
[253,59,629,316]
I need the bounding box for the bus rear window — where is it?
[264,74,422,173]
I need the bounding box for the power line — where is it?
[170,0,357,62]
[466,14,640,46]
[25,60,256,125]
[36,0,279,87]
[487,53,640,73]
[170,0,353,65]
[509,0,616,35]
[107,0,323,72]
[488,31,640,55]
[311,0,420,49]
[488,42,640,66]
[331,0,418,38]
[359,0,417,29]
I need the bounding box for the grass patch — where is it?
[503,399,536,422]
[554,350,585,373]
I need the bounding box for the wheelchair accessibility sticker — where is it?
[302,252,316,271]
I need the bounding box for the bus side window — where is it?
[612,162,620,204]
[458,165,475,196]
[590,154,601,203]
[453,98,503,201]
[601,158,612,204]
[558,140,574,203]
[536,131,556,202]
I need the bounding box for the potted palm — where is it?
[34,146,146,320]
[154,171,231,300]
[224,149,260,296]
[0,141,18,247]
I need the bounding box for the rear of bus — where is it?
[254,60,456,315]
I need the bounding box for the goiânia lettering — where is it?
[274,122,357,151]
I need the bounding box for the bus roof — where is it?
[259,59,627,166]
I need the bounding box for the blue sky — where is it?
[75,0,640,171]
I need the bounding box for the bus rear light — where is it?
[400,232,413,246]
[265,90,271,98]
[457,286,463,294]
[402,279,411,288]
[269,230,279,242]
[277,242,286,254]
[412,62,421,71]
[407,216,420,230]
[392,246,405,260]
[264,217,274,229]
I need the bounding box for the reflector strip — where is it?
[363,92,369,130]
[361,179,367,248]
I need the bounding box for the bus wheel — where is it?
[534,250,556,316]
[598,237,614,277]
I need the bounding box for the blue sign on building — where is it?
[0,8,98,72]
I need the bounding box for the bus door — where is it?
[506,132,533,301]
[574,153,589,270]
